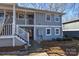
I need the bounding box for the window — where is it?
[19,14,24,19]
[46,28,51,36]
[0,13,4,19]
[55,16,60,22]
[55,28,60,35]
[46,14,51,21]
[56,17,59,21]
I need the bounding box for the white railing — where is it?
[16,18,34,25]
[16,18,25,25]
[16,26,30,46]
[27,18,34,25]
[0,24,12,36]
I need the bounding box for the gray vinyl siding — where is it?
[35,27,62,41]
[16,12,62,26]
[63,31,79,37]
[0,38,24,47]
[63,22,79,30]
[35,12,61,26]
[0,38,13,47]
[16,19,25,25]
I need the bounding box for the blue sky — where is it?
[18,3,79,23]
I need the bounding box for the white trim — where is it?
[61,16,63,37]
[0,36,14,38]
[18,25,62,27]
[13,37,15,47]
[63,29,79,31]
[12,4,16,47]
[45,13,51,22]
[55,28,60,35]
[34,12,36,40]
[4,10,6,23]
[46,28,51,36]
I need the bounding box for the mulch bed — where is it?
[0,45,25,52]
[40,40,79,56]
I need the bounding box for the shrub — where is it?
[56,38,63,41]
[63,37,72,41]
[40,40,61,47]
[72,37,79,40]
[52,38,56,41]
[64,35,68,38]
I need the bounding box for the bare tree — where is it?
[47,3,69,12]
[18,3,77,22]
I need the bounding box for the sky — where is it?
[18,3,79,23]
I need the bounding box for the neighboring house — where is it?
[0,3,64,47]
[63,19,79,38]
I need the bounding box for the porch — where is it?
[0,4,34,47]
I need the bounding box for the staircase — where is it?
[16,26,30,46]
[0,13,30,47]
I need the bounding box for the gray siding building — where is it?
[0,4,64,47]
[63,19,79,37]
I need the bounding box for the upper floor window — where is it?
[46,28,51,36]
[55,16,60,22]
[46,14,51,22]
[56,17,59,21]
[55,28,60,35]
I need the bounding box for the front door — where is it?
[29,28,34,40]
[25,27,34,43]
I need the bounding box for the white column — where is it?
[3,10,6,35]
[61,16,63,37]
[12,4,16,47]
[34,12,36,40]
[4,10,6,23]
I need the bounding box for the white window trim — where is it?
[55,16,60,22]
[45,13,51,22]
[46,28,51,36]
[55,28,60,35]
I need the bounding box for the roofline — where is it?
[63,19,79,24]
[16,6,65,15]
[0,3,65,15]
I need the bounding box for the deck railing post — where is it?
[34,12,36,41]
[12,4,16,47]
[27,32,30,46]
